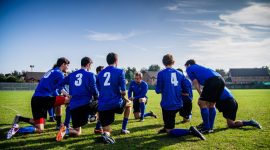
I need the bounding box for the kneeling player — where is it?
[7,57,70,139]
[128,72,157,121]
[56,57,99,141]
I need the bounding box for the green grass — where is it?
[0,90,270,150]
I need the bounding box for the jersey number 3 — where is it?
[104,72,111,86]
[75,73,83,86]
[171,72,178,86]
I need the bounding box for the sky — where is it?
[0,0,270,74]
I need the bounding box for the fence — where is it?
[0,82,38,90]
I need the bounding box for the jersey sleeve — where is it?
[89,73,99,98]
[155,72,162,94]
[119,69,126,92]
[134,82,148,99]
[186,67,195,81]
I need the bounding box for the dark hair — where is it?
[52,64,58,69]
[81,57,93,67]
[135,72,143,78]
[56,57,70,67]
[185,59,196,66]
[96,66,104,74]
[162,54,175,66]
[177,68,183,73]
[106,52,118,65]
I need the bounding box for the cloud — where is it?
[86,30,144,41]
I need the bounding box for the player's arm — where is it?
[128,81,133,100]
[192,79,201,95]
[90,74,99,101]
[155,72,162,94]
[134,82,148,99]
[56,74,70,97]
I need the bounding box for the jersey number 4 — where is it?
[75,73,83,86]
[171,72,178,86]
[104,72,111,86]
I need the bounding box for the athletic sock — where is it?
[242,120,253,126]
[95,120,102,130]
[18,126,35,134]
[140,102,145,120]
[169,129,190,137]
[209,107,216,129]
[64,107,71,128]
[122,118,129,130]
[56,116,62,127]
[48,108,54,118]
[144,112,151,117]
[18,116,31,124]
[200,108,210,130]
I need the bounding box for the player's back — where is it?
[186,64,221,85]
[67,69,98,109]
[97,66,126,110]
[155,68,184,110]
[183,77,193,101]
[33,68,64,97]
[220,87,234,101]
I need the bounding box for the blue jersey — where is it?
[220,87,234,101]
[33,68,64,97]
[61,69,98,110]
[97,66,126,111]
[155,68,188,110]
[182,77,193,101]
[186,64,221,86]
[128,80,148,99]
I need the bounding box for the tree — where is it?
[148,64,161,71]
[125,67,137,82]
[140,67,148,74]
[5,75,17,82]
[215,69,227,77]
[0,74,6,82]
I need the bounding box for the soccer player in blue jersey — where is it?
[97,52,132,144]
[185,59,225,133]
[7,57,71,139]
[56,57,99,141]
[155,54,205,140]
[215,87,262,129]
[128,72,157,121]
[177,68,193,123]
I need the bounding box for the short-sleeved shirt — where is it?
[33,67,64,97]
[128,80,148,99]
[60,69,98,110]
[182,77,193,101]
[186,64,221,86]
[155,68,188,110]
[97,66,126,111]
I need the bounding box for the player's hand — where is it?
[129,97,134,101]
[123,96,132,107]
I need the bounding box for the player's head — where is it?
[162,54,175,67]
[106,52,118,66]
[56,57,70,73]
[81,57,93,71]
[134,72,143,83]
[185,59,196,68]
[177,68,183,73]
[96,66,104,74]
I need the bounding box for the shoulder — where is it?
[142,80,148,86]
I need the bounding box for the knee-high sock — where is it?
[64,106,71,128]
[56,116,61,127]
[140,102,145,120]
[201,108,210,130]
[95,120,102,130]
[48,107,54,118]
[122,118,129,130]
[209,107,216,129]
[144,113,151,117]
[18,116,34,125]
[18,126,35,134]
[169,129,190,137]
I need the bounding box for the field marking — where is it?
[0,106,20,114]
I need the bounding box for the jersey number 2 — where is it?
[104,72,111,86]
[171,73,178,86]
[75,73,83,86]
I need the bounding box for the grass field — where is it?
[0,90,270,150]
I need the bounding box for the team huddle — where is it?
[6,53,262,144]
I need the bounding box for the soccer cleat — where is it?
[139,119,144,122]
[89,115,97,122]
[101,132,115,144]
[56,125,66,141]
[189,126,206,140]
[120,129,130,134]
[199,128,214,134]
[94,128,103,134]
[249,120,262,129]
[158,128,167,134]
[150,111,157,118]
[49,117,55,122]
[196,123,204,130]
[181,118,190,124]
[12,115,20,125]
[7,124,20,139]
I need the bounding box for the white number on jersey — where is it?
[104,72,111,86]
[171,72,178,86]
[75,73,83,86]
[43,70,54,78]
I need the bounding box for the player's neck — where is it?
[81,67,89,71]
[165,65,173,68]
